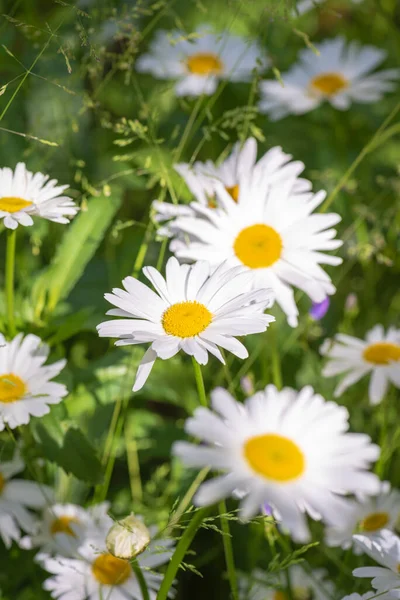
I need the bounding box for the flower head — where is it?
[136,26,268,96]
[0,450,53,548]
[321,325,400,404]
[166,156,342,327]
[259,37,399,120]
[97,257,274,391]
[0,163,78,230]
[106,514,151,560]
[173,384,380,542]
[0,334,67,431]
[326,482,400,551]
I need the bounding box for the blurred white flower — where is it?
[173,384,380,542]
[326,482,400,552]
[136,26,268,96]
[0,334,67,431]
[259,37,400,120]
[353,529,400,597]
[0,163,78,229]
[97,257,274,391]
[0,450,53,548]
[321,325,400,404]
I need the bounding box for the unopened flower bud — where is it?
[106,514,150,560]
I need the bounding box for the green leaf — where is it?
[35,425,103,484]
[32,188,123,315]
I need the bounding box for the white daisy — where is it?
[0,450,53,548]
[240,565,334,600]
[153,140,312,241]
[97,257,274,392]
[0,333,68,431]
[21,502,111,556]
[173,384,380,543]
[259,37,400,120]
[0,163,78,230]
[320,325,400,405]
[136,26,268,96]
[353,529,400,598]
[326,482,400,552]
[42,526,175,600]
[167,163,342,327]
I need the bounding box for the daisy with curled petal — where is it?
[240,565,334,600]
[173,384,380,543]
[0,163,78,230]
[321,325,400,405]
[259,37,400,121]
[326,482,400,552]
[153,139,313,242]
[97,257,274,392]
[167,165,342,327]
[0,333,67,431]
[353,530,400,597]
[136,26,269,97]
[0,450,53,548]
[42,525,176,600]
[21,502,111,556]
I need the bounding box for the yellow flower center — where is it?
[0,473,5,495]
[162,301,212,338]
[244,433,305,482]
[92,554,131,586]
[233,224,283,269]
[50,516,80,537]
[0,373,27,403]
[0,197,33,213]
[363,342,400,365]
[359,511,389,532]
[225,184,239,203]
[186,52,223,76]
[310,72,348,96]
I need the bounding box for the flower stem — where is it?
[270,327,282,390]
[192,357,207,407]
[156,507,210,600]
[131,560,150,600]
[219,500,239,600]
[5,228,17,337]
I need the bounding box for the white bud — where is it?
[106,514,151,560]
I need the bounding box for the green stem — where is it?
[165,467,209,535]
[284,565,294,600]
[219,500,239,600]
[131,560,150,600]
[270,328,282,390]
[5,228,17,337]
[156,507,210,600]
[192,358,207,407]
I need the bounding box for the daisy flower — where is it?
[326,482,400,552]
[42,526,175,600]
[97,257,274,392]
[136,26,268,97]
[173,385,380,542]
[21,502,111,556]
[240,565,334,600]
[153,140,312,241]
[0,163,78,230]
[0,333,68,431]
[353,529,400,597]
[0,450,53,548]
[320,325,400,405]
[167,162,342,327]
[259,37,400,120]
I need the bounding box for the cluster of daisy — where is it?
[136,26,399,119]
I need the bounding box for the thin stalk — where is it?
[270,328,282,390]
[165,467,209,535]
[219,500,239,600]
[5,229,17,337]
[192,358,207,407]
[156,507,210,600]
[125,424,143,503]
[131,560,150,600]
